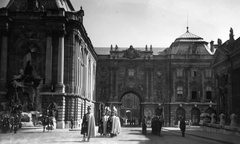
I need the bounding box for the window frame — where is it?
[206,86,212,99]
[191,86,198,100]
[177,86,183,100]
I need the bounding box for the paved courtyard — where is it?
[0,126,239,144]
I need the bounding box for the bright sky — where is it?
[1,0,240,48]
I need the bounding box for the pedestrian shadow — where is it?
[47,140,83,143]
[128,132,142,135]
[95,135,114,138]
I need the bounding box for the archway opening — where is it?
[175,107,185,125]
[191,107,200,126]
[120,93,140,127]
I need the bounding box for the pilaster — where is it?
[55,31,65,93]
[0,29,8,91]
[43,31,53,91]
[55,94,66,129]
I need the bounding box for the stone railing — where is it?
[201,123,240,136]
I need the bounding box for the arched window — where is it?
[191,86,198,100]
[177,86,183,100]
[206,86,212,99]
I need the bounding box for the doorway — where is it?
[120,93,140,126]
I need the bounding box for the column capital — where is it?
[46,30,53,36]
[55,83,65,93]
[53,30,66,37]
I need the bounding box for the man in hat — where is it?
[179,117,186,137]
[81,106,96,142]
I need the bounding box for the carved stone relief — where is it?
[99,66,109,78]
[122,45,140,59]
[154,69,166,101]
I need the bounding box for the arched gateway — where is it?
[120,91,141,126]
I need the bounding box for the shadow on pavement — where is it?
[46,141,83,143]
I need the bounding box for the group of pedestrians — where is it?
[1,114,21,134]
[80,105,121,142]
[142,116,186,137]
[98,106,121,137]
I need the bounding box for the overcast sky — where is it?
[1,0,240,48]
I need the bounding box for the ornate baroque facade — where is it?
[95,27,216,126]
[212,28,240,124]
[0,0,97,128]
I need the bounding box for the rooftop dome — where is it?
[175,27,204,42]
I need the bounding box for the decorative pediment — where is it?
[175,81,185,87]
[204,81,214,87]
[122,45,140,59]
[189,81,198,87]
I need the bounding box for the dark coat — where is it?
[180,119,186,131]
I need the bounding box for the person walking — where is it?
[81,106,96,142]
[157,116,162,136]
[180,117,186,137]
[70,117,74,129]
[142,116,147,135]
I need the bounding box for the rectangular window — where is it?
[191,87,198,99]
[177,86,183,99]
[177,69,183,77]
[206,70,212,78]
[191,70,197,77]
[128,69,135,76]
[192,91,197,99]
[206,87,212,99]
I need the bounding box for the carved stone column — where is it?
[114,67,118,101]
[55,31,65,93]
[82,48,88,97]
[75,39,79,94]
[44,32,52,88]
[0,30,8,90]
[109,67,114,101]
[151,68,154,101]
[145,68,149,101]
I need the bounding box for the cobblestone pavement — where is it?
[0,126,239,144]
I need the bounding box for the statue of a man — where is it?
[230,113,237,127]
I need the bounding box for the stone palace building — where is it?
[2,0,238,128]
[95,27,216,126]
[0,0,97,128]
